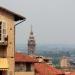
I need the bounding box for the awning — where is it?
[0,58,8,69]
[0,69,8,71]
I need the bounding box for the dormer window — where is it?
[0,20,7,46]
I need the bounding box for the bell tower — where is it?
[28,26,36,55]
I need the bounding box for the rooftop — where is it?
[35,63,64,75]
[15,52,75,75]
[15,52,37,63]
[0,7,26,21]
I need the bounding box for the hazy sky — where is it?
[0,0,75,45]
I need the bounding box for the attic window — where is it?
[0,21,7,42]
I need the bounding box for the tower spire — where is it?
[27,25,36,55]
[30,25,33,35]
[31,25,32,32]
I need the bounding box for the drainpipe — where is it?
[14,19,26,75]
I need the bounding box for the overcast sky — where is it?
[0,0,75,45]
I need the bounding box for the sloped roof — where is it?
[0,7,26,21]
[15,52,37,63]
[35,63,64,75]
[70,72,75,75]
[66,71,75,75]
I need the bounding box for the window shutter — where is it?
[2,22,7,42]
[0,21,2,41]
[0,21,7,42]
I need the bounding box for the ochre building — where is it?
[15,52,37,75]
[0,7,25,75]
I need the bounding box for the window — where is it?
[15,63,26,72]
[15,62,32,72]
[0,21,7,42]
[26,63,32,71]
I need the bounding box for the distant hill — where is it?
[16,44,75,65]
[16,44,75,57]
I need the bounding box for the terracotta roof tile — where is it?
[66,71,75,75]
[15,52,75,75]
[35,63,64,75]
[15,52,37,63]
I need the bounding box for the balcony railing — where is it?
[0,41,7,46]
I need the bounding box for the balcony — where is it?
[0,41,7,46]
[0,35,8,47]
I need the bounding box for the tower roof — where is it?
[0,7,26,21]
[29,25,35,40]
[30,25,33,35]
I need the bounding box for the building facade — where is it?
[15,52,37,75]
[0,7,25,75]
[60,56,70,68]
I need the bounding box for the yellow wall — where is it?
[15,72,35,75]
[0,10,15,75]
